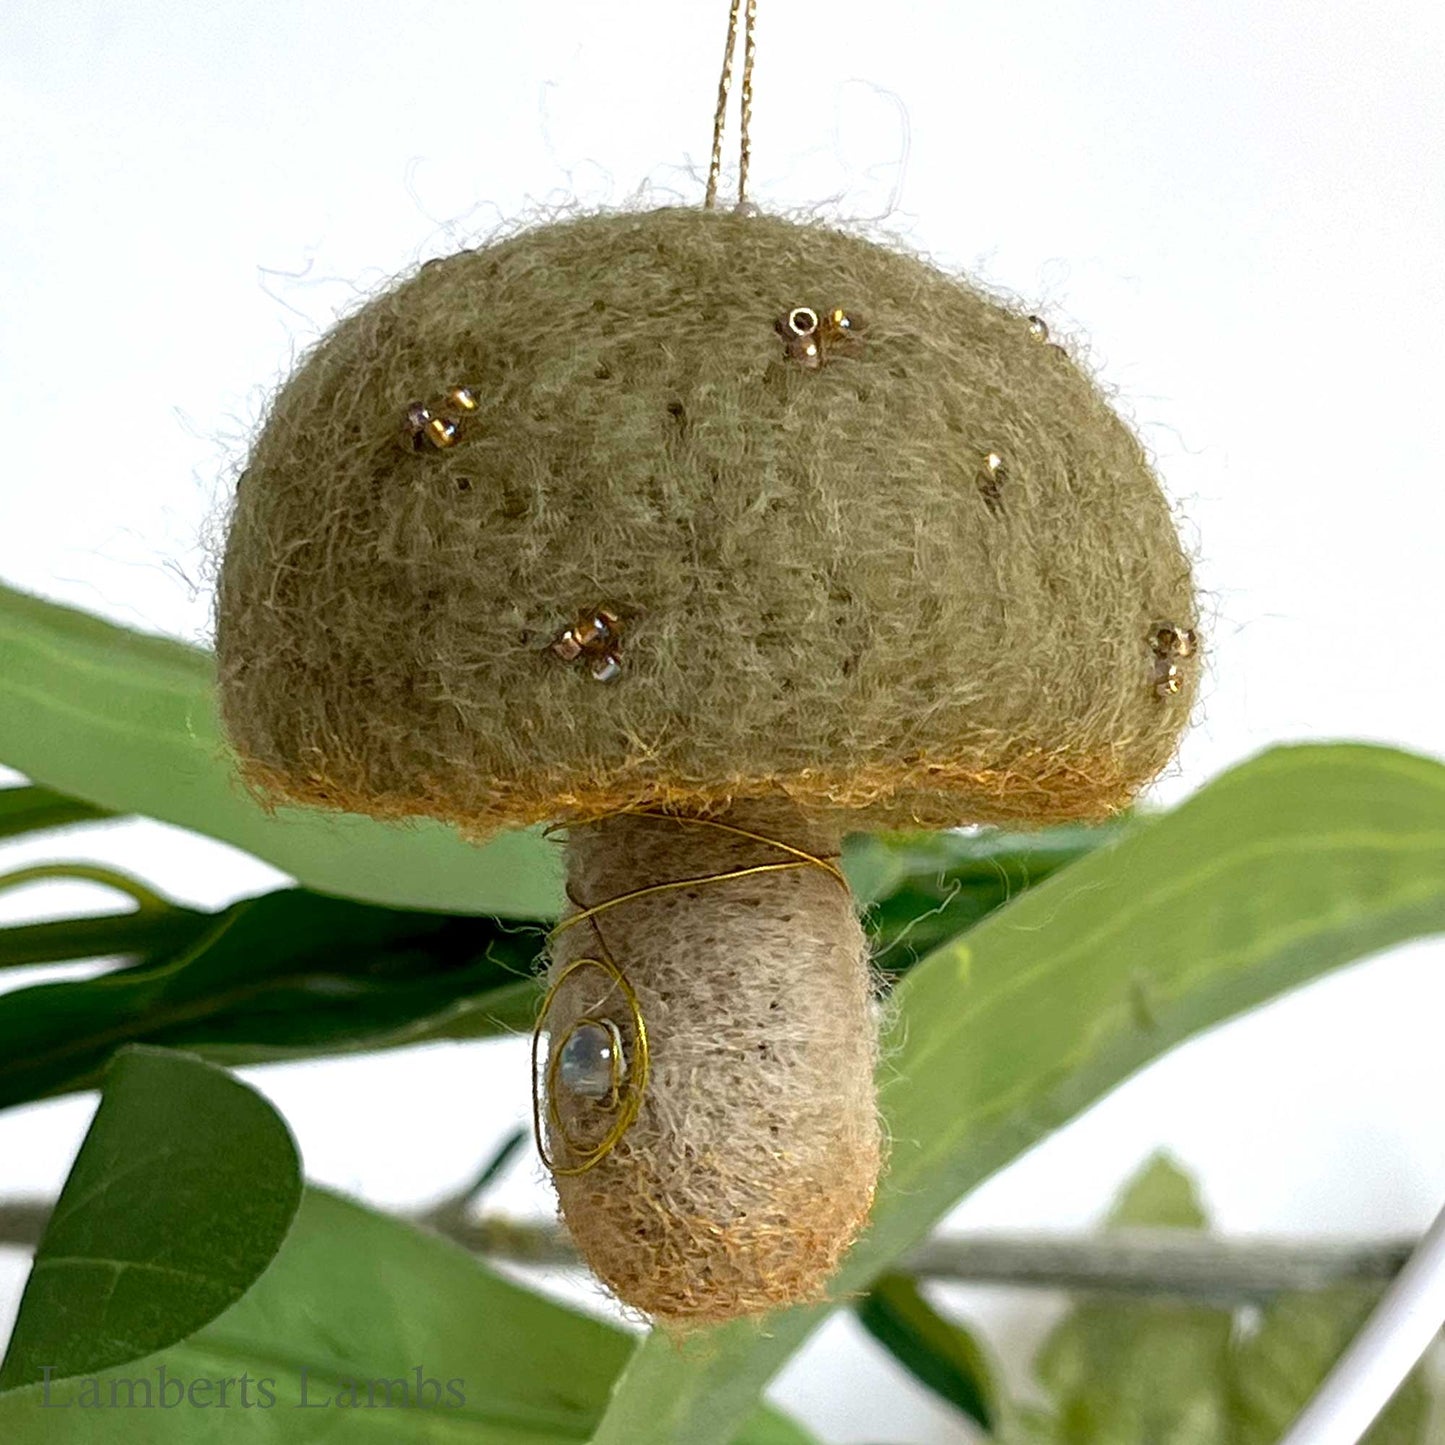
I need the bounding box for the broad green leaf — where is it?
[0,1046,302,1390]
[855,823,1121,972]
[0,582,561,917]
[588,743,1445,1445]
[0,785,115,841]
[1230,1288,1432,1445]
[0,889,545,1110]
[1029,1157,1232,1444]
[856,1272,1000,1431]
[0,1188,815,1444]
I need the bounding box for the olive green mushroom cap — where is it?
[216,206,1198,834]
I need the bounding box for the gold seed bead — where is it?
[978,450,1006,513]
[400,403,429,451]
[786,306,819,337]
[425,415,459,449]
[552,630,584,662]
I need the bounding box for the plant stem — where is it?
[0,1197,1416,1303]
[901,1229,1417,1302]
[0,1201,51,1249]
[409,1214,1415,1302]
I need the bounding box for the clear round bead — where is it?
[558,1022,621,1100]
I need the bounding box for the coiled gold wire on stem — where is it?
[530,808,849,1175]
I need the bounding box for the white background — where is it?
[1,2,1443,1439]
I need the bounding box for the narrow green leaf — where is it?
[1230,1288,1433,1445]
[0,889,545,1110]
[0,582,561,917]
[461,1128,529,1205]
[0,909,210,973]
[0,1046,302,1391]
[0,1188,814,1444]
[0,863,175,916]
[0,785,116,840]
[588,743,1445,1445]
[856,1272,999,1431]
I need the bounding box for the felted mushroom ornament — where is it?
[214,11,1198,1331]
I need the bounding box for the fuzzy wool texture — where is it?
[215,205,1198,834]
[544,801,880,1323]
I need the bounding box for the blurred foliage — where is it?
[997,1156,1435,1444]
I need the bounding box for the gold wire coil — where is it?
[530,808,848,1176]
[532,953,650,1177]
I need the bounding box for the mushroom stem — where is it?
[543,798,881,1323]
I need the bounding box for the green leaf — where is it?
[856,1271,1000,1431]
[0,862,208,975]
[0,889,545,1110]
[0,582,561,917]
[0,1046,302,1391]
[855,822,1121,973]
[0,785,115,841]
[1230,1288,1433,1445]
[1105,1153,1209,1231]
[0,1188,815,1444]
[587,743,1445,1445]
[1029,1157,1233,1444]
[0,908,210,974]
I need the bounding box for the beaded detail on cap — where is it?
[552,608,623,681]
[401,385,479,452]
[1027,313,1070,360]
[776,305,863,369]
[1150,623,1199,697]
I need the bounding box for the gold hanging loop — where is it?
[705,0,758,210]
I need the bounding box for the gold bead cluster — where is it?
[552,609,623,683]
[1150,623,1198,697]
[400,386,479,452]
[775,305,864,369]
[1027,314,1071,360]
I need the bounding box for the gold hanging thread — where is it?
[531,808,848,1174]
[705,0,758,210]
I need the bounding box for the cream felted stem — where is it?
[543,799,881,1324]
